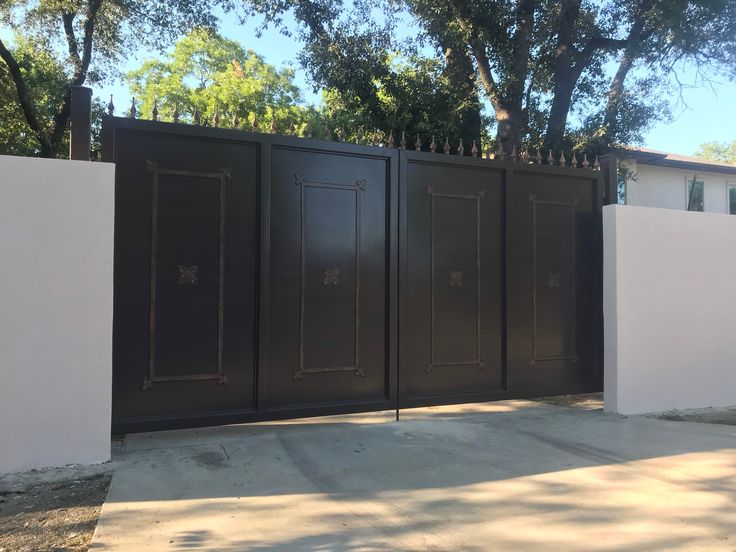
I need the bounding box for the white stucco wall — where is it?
[603,204,736,415]
[0,155,114,474]
[624,159,736,214]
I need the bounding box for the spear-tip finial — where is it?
[172,103,180,124]
[415,134,422,152]
[583,154,590,169]
[151,100,159,121]
[594,155,601,170]
[400,131,407,150]
[430,136,437,153]
[130,97,137,119]
[443,137,451,154]
[471,140,478,158]
[107,95,115,116]
[547,149,555,165]
[388,131,395,148]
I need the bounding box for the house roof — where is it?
[615,146,736,176]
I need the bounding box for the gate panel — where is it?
[267,147,390,407]
[507,170,601,392]
[106,114,600,432]
[111,128,258,426]
[400,155,504,403]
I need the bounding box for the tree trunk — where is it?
[600,0,655,148]
[444,46,481,155]
[543,0,581,151]
[602,51,636,148]
[544,74,577,151]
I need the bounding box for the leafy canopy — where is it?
[694,141,736,164]
[127,29,316,132]
[0,0,225,157]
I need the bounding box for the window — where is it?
[729,184,736,215]
[687,178,704,212]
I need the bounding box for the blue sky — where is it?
[3,12,735,156]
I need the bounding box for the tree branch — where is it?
[77,0,103,84]
[62,12,82,74]
[572,37,629,78]
[472,41,500,101]
[448,0,501,102]
[0,37,52,155]
[49,0,103,154]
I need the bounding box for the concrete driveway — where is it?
[91,399,736,551]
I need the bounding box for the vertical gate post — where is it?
[69,85,92,161]
[600,153,618,205]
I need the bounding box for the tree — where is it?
[404,0,736,154]
[239,0,736,156]
[127,28,317,132]
[239,0,486,152]
[310,52,490,150]
[599,0,736,149]
[0,0,222,158]
[0,34,68,156]
[695,141,736,164]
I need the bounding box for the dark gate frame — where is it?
[397,150,604,408]
[103,115,603,433]
[104,116,399,433]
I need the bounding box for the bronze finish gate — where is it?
[104,116,601,433]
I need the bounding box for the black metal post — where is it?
[69,85,92,161]
[599,153,618,205]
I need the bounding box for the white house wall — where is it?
[625,161,733,214]
[0,155,114,475]
[603,204,736,415]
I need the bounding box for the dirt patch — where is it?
[532,392,603,410]
[655,406,736,426]
[0,466,112,552]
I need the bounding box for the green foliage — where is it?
[0,34,68,156]
[694,141,736,164]
[1,0,223,83]
[239,0,736,154]
[0,0,226,157]
[315,54,491,147]
[127,29,315,132]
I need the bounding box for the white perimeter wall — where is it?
[604,204,736,414]
[0,155,114,474]
[624,159,736,214]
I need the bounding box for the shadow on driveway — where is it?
[91,398,736,551]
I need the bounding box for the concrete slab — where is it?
[91,400,736,551]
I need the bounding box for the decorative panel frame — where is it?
[142,160,231,390]
[425,184,486,374]
[528,193,579,367]
[292,173,367,381]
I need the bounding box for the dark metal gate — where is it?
[399,152,602,408]
[104,116,601,433]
